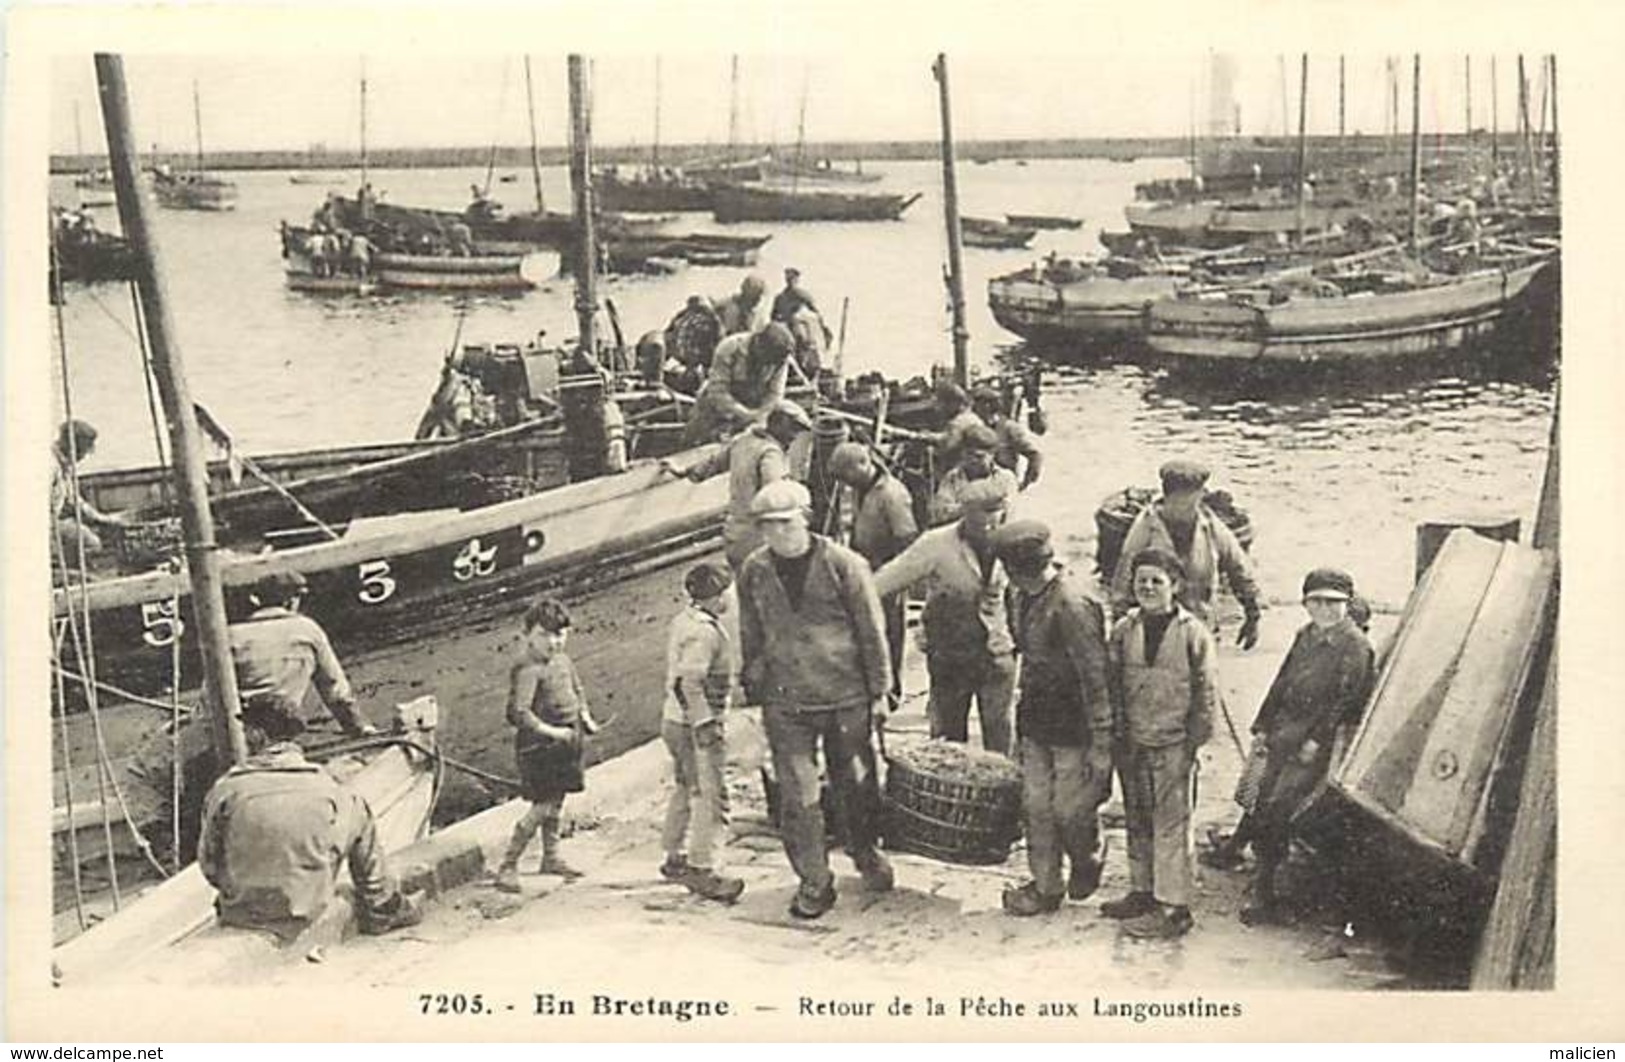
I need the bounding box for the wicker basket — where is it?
[882,741,1022,866]
[106,517,185,568]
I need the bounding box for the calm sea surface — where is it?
[48,158,1555,612]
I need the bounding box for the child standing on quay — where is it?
[1102,547,1219,940]
[659,562,746,903]
[496,598,602,893]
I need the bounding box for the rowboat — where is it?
[960,216,1037,250]
[1145,253,1555,368]
[280,223,535,294]
[1005,213,1082,231]
[53,696,443,981]
[713,184,922,224]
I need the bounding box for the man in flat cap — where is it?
[737,480,895,919]
[1109,459,1262,649]
[991,520,1113,916]
[875,475,1016,755]
[827,442,920,707]
[681,322,797,447]
[1232,567,1375,926]
[928,421,1021,527]
[672,399,812,573]
[930,381,982,474]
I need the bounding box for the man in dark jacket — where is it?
[993,520,1113,916]
[1239,568,1376,926]
[737,480,894,919]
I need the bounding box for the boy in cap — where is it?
[1109,459,1261,649]
[674,399,812,573]
[659,562,746,903]
[737,480,894,919]
[1236,568,1376,926]
[875,475,1017,755]
[991,520,1113,915]
[826,442,920,707]
[496,598,604,893]
[928,422,1020,526]
[972,387,1043,490]
[1102,547,1219,939]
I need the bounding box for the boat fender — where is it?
[604,399,628,473]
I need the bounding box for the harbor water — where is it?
[49,156,1555,617]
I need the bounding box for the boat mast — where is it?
[651,57,662,172]
[524,56,545,214]
[1465,56,1473,164]
[727,55,740,167]
[360,64,370,189]
[932,53,969,389]
[568,54,598,359]
[1408,54,1422,251]
[1491,56,1500,173]
[1338,55,1346,150]
[1294,54,1309,248]
[1518,55,1534,197]
[192,79,204,172]
[95,54,246,767]
[1548,54,1559,200]
[793,67,810,193]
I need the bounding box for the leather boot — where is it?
[1240,861,1280,926]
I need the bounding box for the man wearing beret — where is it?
[672,399,812,573]
[928,422,1021,527]
[992,520,1113,916]
[874,475,1017,755]
[827,442,920,707]
[681,322,797,446]
[737,480,895,919]
[1109,459,1263,649]
[1235,567,1376,925]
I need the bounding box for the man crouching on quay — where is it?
[992,520,1113,916]
[737,480,895,919]
[199,700,422,939]
[1101,548,1218,940]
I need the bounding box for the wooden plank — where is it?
[1470,646,1557,989]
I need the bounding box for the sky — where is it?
[48,52,1557,157]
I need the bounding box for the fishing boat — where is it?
[596,167,715,213]
[49,212,140,284]
[152,169,238,212]
[761,150,883,184]
[288,172,346,186]
[53,696,444,977]
[961,216,1037,250]
[987,257,1181,350]
[1145,249,1556,368]
[1005,213,1082,231]
[713,184,921,223]
[150,81,238,212]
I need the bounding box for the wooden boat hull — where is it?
[596,175,715,214]
[1324,529,1557,874]
[153,176,238,211]
[283,238,534,293]
[712,185,921,223]
[988,269,1179,348]
[54,455,728,701]
[53,699,441,982]
[1145,259,1552,365]
[285,272,379,296]
[1006,213,1082,230]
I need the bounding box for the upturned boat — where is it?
[961,216,1037,250]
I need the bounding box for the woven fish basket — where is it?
[881,737,1022,866]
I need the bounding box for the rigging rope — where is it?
[49,664,197,716]
[129,284,171,505]
[52,616,89,934]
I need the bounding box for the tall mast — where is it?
[793,66,810,191]
[1491,55,1500,171]
[1294,53,1309,247]
[360,64,369,188]
[1338,55,1346,148]
[933,54,969,389]
[1408,54,1422,251]
[1518,54,1534,195]
[568,54,598,359]
[1548,55,1560,200]
[1277,54,1289,137]
[727,55,740,166]
[1465,56,1473,152]
[651,57,663,171]
[192,79,204,171]
[524,56,545,214]
[95,54,246,767]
